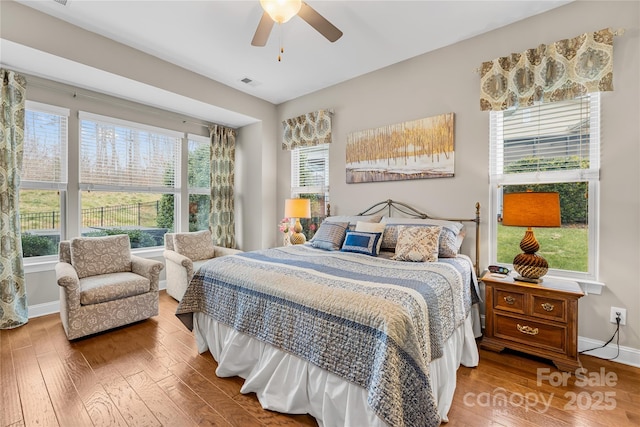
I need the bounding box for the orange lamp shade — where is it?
[284,198,311,219]
[502,192,561,228]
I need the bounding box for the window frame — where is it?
[290,143,330,214]
[78,111,183,249]
[488,94,600,282]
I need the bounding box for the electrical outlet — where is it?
[610,307,627,326]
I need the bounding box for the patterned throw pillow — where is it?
[173,230,215,261]
[310,221,349,251]
[340,231,382,256]
[392,226,441,262]
[355,221,385,255]
[70,234,132,279]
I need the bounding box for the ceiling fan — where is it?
[251,0,343,47]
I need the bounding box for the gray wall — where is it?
[277,1,640,353]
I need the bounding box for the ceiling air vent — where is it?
[53,0,69,6]
[239,77,260,87]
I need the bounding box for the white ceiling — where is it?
[6,0,571,126]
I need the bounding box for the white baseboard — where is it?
[578,336,640,368]
[28,280,167,319]
[28,300,60,318]
[479,314,639,368]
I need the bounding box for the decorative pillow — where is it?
[173,230,215,261]
[70,234,132,279]
[341,231,382,256]
[310,221,349,251]
[381,217,465,257]
[355,221,385,255]
[325,214,382,230]
[392,226,441,262]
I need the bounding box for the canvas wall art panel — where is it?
[346,113,455,183]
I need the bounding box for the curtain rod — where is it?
[26,78,215,129]
[473,28,625,74]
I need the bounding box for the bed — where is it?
[176,200,481,427]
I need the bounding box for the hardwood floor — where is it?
[2,291,638,426]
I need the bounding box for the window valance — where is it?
[282,109,332,150]
[480,28,614,111]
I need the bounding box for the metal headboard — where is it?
[356,199,481,275]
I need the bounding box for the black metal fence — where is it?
[20,201,160,231]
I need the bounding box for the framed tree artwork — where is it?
[346,113,454,183]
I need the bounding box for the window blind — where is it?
[291,144,329,196]
[490,94,600,185]
[79,112,181,192]
[22,101,69,189]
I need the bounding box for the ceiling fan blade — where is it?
[298,2,343,43]
[251,11,274,46]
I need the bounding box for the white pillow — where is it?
[325,214,382,230]
[355,221,386,255]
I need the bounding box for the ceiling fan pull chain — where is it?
[278,24,283,62]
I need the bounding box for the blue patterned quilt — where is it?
[176,245,479,427]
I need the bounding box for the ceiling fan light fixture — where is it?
[260,0,302,24]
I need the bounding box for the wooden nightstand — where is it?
[480,272,584,372]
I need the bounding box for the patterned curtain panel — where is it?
[282,109,332,150]
[0,69,28,329]
[208,124,236,249]
[480,28,614,111]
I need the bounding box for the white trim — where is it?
[24,247,164,273]
[541,274,605,295]
[78,183,178,193]
[28,300,60,318]
[578,336,640,368]
[27,280,167,319]
[24,257,58,273]
[20,181,68,190]
[25,100,70,117]
[79,110,184,139]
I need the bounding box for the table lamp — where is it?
[284,198,311,244]
[502,191,561,283]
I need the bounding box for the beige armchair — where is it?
[163,230,241,301]
[55,234,164,340]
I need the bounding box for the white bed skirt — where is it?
[193,304,480,427]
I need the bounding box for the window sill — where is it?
[24,246,165,274]
[544,275,605,295]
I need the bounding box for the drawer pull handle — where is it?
[517,324,539,335]
[541,302,554,312]
[504,296,516,305]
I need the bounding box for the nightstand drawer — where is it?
[532,295,566,322]
[493,313,566,354]
[494,289,525,313]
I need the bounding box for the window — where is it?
[187,134,211,231]
[291,144,329,239]
[79,112,181,248]
[489,94,600,280]
[21,101,69,258]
